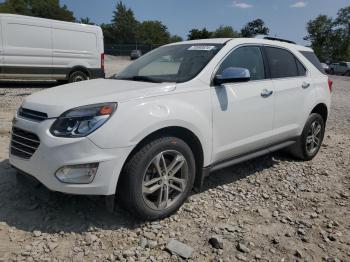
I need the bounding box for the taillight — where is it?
[101,53,105,71]
[328,78,333,92]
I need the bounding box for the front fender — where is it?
[88,90,213,166]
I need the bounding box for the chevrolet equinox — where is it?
[10,38,332,220]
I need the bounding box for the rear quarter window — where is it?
[300,51,325,74]
[264,47,299,79]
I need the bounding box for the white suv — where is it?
[10,38,332,220]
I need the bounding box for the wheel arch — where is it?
[310,103,328,123]
[116,126,205,192]
[67,66,91,80]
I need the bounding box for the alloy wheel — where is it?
[142,150,188,211]
[306,120,322,155]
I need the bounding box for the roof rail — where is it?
[263,37,296,44]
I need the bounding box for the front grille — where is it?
[10,127,40,159]
[18,107,48,122]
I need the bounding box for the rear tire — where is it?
[117,137,196,220]
[69,70,88,83]
[288,113,325,161]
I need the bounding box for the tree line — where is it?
[0,0,349,61]
[305,6,350,62]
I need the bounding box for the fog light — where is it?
[55,163,99,184]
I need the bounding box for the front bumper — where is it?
[9,117,133,195]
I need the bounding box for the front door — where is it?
[211,45,275,163]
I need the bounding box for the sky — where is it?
[48,1,350,45]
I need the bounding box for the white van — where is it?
[0,14,105,83]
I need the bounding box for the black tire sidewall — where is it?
[300,113,325,160]
[123,137,196,220]
[69,71,88,83]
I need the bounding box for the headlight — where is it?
[50,103,117,137]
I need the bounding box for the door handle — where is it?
[261,89,273,98]
[302,82,310,89]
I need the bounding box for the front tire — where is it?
[118,137,196,220]
[289,113,325,161]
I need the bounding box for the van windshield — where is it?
[115,44,224,83]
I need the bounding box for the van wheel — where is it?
[118,137,196,220]
[69,71,88,83]
[288,113,325,161]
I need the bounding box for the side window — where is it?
[265,47,299,78]
[296,59,307,76]
[217,46,266,81]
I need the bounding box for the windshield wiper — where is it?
[115,76,163,83]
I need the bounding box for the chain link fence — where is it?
[104,44,163,56]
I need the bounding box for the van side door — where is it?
[263,46,309,142]
[52,25,99,78]
[1,16,52,79]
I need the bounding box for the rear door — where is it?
[263,46,309,142]
[2,16,52,79]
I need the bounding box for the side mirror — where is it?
[214,67,251,85]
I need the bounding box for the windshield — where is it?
[115,44,224,83]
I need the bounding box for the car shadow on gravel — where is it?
[0,159,140,235]
[201,151,293,192]
[0,151,296,234]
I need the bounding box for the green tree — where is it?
[212,25,240,38]
[187,28,212,40]
[112,1,138,44]
[101,23,115,45]
[0,0,75,22]
[30,0,75,21]
[79,17,94,25]
[241,19,269,37]
[305,6,350,61]
[169,35,183,43]
[305,15,334,61]
[335,6,350,60]
[0,0,32,16]
[137,20,171,45]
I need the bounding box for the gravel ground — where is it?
[0,58,349,261]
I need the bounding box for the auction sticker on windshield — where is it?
[188,45,216,51]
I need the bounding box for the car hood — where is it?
[22,79,176,118]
